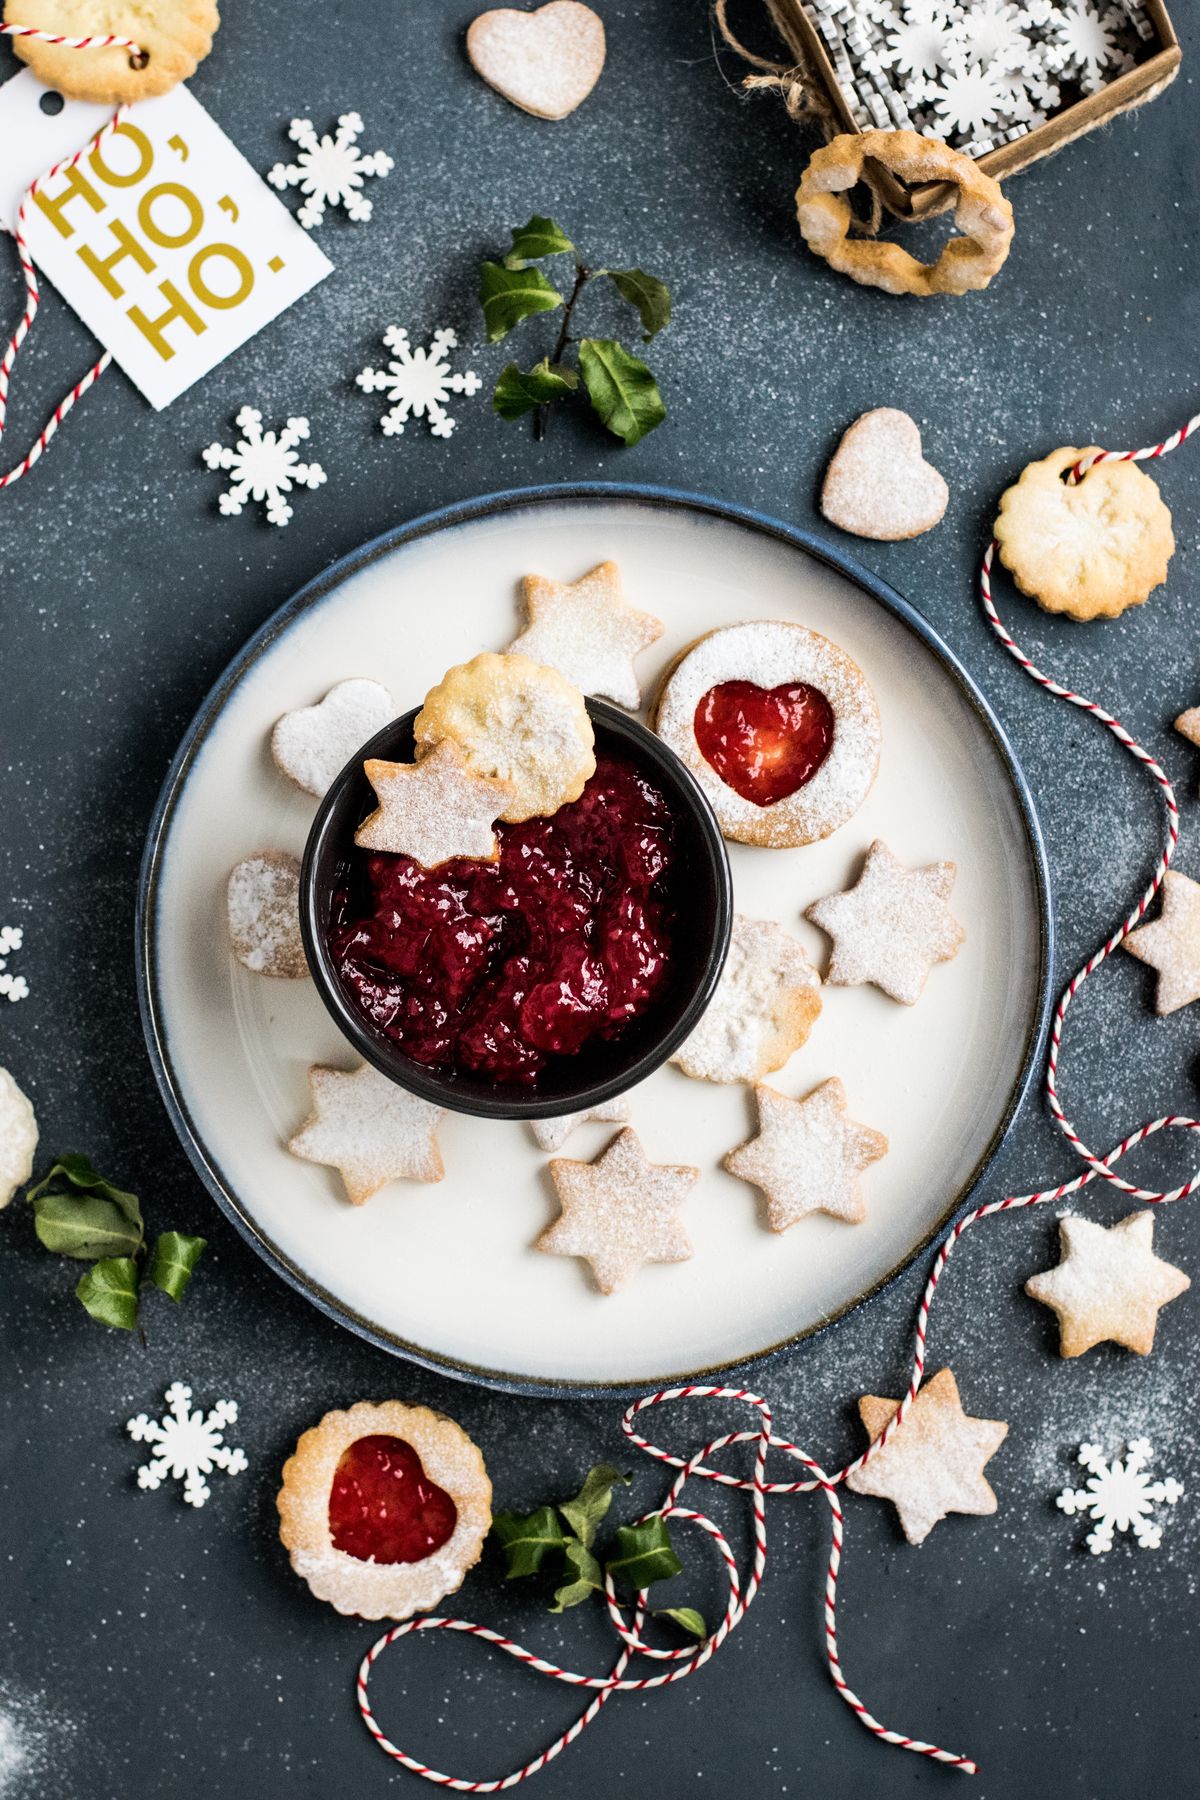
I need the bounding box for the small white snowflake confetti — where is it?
[0,924,28,1003]
[202,407,327,528]
[267,112,393,228]
[356,328,483,439]
[126,1382,248,1508]
[1056,1439,1184,1554]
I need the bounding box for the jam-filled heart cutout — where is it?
[694,680,835,807]
[329,1435,458,1564]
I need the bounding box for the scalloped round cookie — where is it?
[6,0,220,103]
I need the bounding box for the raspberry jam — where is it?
[329,750,679,1086]
[328,1435,458,1565]
[694,680,834,807]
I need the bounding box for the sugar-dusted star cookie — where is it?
[536,1127,697,1294]
[1024,1211,1190,1357]
[724,1077,887,1231]
[845,1367,1008,1545]
[1122,870,1200,1015]
[672,914,822,1085]
[354,739,515,867]
[805,839,965,1005]
[287,1063,445,1204]
[529,1098,631,1153]
[272,678,396,798]
[507,561,664,710]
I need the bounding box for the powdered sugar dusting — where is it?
[725,1076,888,1230]
[356,740,513,866]
[271,678,395,798]
[539,1126,697,1293]
[806,838,965,1005]
[530,1097,631,1153]
[0,1065,37,1208]
[287,1062,445,1203]
[226,850,308,978]
[508,561,663,709]
[820,408,949,542]
[673,914,822,1084]
[466,2,606,121]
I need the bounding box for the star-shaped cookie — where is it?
[1122,869,1200,1014]
[507,561,664,710]
[354,739,515,867]
[1024,1211,1190,1357]
[805,839,965,1005]
[724,1078,887,1231]
[287,1063,445,1204]
[530,1099,631,1153]
[845,1367,1008,1545]
[536,1127,697,1294]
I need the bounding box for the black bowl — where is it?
[299,699,733,1120]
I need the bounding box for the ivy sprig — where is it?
[492,1462,706,1636]
[25,1153,205,1332]
[481,217,671,446]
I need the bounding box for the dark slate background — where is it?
[3,4,1200,1795]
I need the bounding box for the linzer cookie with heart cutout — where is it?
[821,409,949,541]
[652,620,881,848]
[466,1,605,120]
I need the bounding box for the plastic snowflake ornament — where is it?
[1056,1439,1184,1554]
[921,60,1011,137]
[202,407,327,528]
[0,924,28,1003]
[127,1383,248,1508]
[267,112,393,228]
[1046,1,1123,83]
[356,328,483,440]
[946,0,1031,72]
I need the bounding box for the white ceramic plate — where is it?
[138,487,1052,1394]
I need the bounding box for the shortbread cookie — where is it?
[821,409,948,541]
[0,1066,38,1209]
[994,447,1174,621]
[845,1368,1008,1545]
[414,652,595,823]
[530,1098,631,1153]
[653,622,880,849]
[508,562,663,710]
[6,0,220,103]
[226,851,308,979]
[672,914,822,1085]
[724,1078,887,1231]
[805,840,964,1005]
[355,739,515,867]
[287,1063,445,1204]
[466,1,605,120]
[1025,1212,1190,1358]
[272,679,395,798]
[1175,707,1200,754]
[537,1127,697,1294]
[278,1400,491,1620]
[1122,870,1200,1014]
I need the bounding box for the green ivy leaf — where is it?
[503,215,575,267]
[577,339,666,446]
[605,1514,683,1590]
[30,1193,143,1262]
[549,1538,603,1612]
[146,1232,206,1302]
[493,358,579,421]
[557,1463,630,1550]
[480,261,563,342]
[27,1154,143,1232]
[655,1606,707,1639]
[604,268,672,340]
[492,1505,569,1579]
[75,1257,140,1330]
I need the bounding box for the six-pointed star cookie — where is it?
[805,838,965,1005]
[1122,869,1200,1014]
[724,1078,887,1230]
[536,1127,698,1294]
[507,561,664,709]
[287,1063,445,1204]
[845,1367,1008,1545]
[530,1099,631,1153]
[354,738,515,867]
[1024,1211,1190,1357]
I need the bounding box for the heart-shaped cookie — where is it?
[821,408,949,541]
[271,678,395,798]
[467,1,605,120]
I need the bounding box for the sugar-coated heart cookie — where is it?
[272,679,396,799]
[5,0,220,103]
[821,409,949,541]
[226,850,309,979]
[466,1,606,120]
[0,1066,38,1209]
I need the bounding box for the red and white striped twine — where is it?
[356,413,1200,1785]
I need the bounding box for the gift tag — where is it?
[0,70,332,410]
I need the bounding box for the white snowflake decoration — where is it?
[202,407,327,528]
[1056,1438,1184,1554]
[0,924,28,1003]
[356,328,483,440]
[127,1382,248,1509]
[267,112,393,228]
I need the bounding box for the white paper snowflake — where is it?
[1056,1439,1184,1554]
[919,59,1013,135]
[0,924,28,1003]
[355,328,483,440]
[202,407,327,528]
[267,112,393,228]
[127,1382,248,1508]
[1044,1,1123,82]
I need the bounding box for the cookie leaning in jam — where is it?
[277,1402,491,1619]
[652,621,881,849]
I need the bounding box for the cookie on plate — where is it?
[537,1127,697,1294]
[271,679,395,799]
[724,1077,887,1231]
[227,851,308,978]
[508,561,663,710]
[805,839,964,1005]
[6,0,220,103]
[355,739,515,867]
[672,914,822,1085]
[287,1063,445,1203]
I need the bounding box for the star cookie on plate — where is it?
[529,1098,631,1153]
[507,561,664,710]
[845,1367,1008,1545]
[724,1078,887,1231]
[1024,1212,1190,1357]
[672,914,822,1085]
[805,839,965,1005]
[1122,870,1200,1014]
[536,1127,697,1294]
[355,739,515,867]
[287,1063,445,1204]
